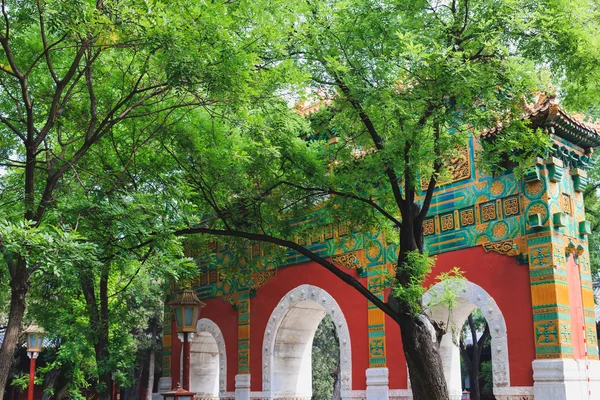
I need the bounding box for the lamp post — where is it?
[168,289,205,390]
[24,324,45,400]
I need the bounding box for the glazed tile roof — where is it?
[483,96,600,149]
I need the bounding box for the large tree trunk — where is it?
[0,262,29,400]
[394,202,450,400]
[146,317,158,400]
[331,364,341,400]
[146,350,155,400]
[41,358,71,400]
[460,314,491,400]
[398,312,449,400]
[80,266,112,400]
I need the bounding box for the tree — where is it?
[312,315,340,400]
[163,1,600,399]
[0,0,271,397]
[459,311,491,400]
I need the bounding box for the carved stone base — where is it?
[235,374,251,400]
[366,368,389,400]
[493,386,534,400]
[533,359,600,399]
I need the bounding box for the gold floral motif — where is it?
[461,209,475,226]
[481,203,497,222]
[560,193,571,214]
[525,181,544,198]
[423,219,435,236]
[368,245,380,260]
[528,203,548,221]
[503,197,519,216]
[421,144,471,190]
[492,221,509,239]
[250,270,276,289]
[219,294,237,307]
[482,239,520,256]
[331,251,361,269]
[441,214,454,231]
[490,180,505,196]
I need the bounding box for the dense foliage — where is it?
[1,1,600,399]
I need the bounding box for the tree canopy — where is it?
[2,1,600,399]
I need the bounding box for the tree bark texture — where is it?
[331,364,341,400]
[146,349,155,400]
[0,263,29,400]
[460,314,491,400]
[146,315,159,400]
[80,267,112,400]
[395,202,450,400]
[398,312,449,400]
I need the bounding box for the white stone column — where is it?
[235,374,251,400]
[366,368,389,400]
[158,377,172,393]
[533,359,600,399]
[439,334,463,400]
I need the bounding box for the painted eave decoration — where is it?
[528,96,600,149]
[483,95,600,149]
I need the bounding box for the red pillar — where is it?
[182,332,190,390]
[28,355,36,400]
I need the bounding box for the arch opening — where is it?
[190,332,219,397]
[423,280,510,400]
[263,284,352,400]
[273,300,327,398]
[186,318,227,399]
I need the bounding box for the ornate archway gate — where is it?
[159,99,600,400]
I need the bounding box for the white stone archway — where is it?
[187,318,227,399]
[423,280,511,400]
[262,284,352,399]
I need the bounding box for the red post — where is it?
[28,355,36,400]
[182,332,190,390]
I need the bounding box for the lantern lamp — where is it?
[162,382,195,400]
[24,324,45,357]
[168,289,205,390]
[23,324,45,400]
[168,289,205,333]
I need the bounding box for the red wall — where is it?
[176,245,536,391]
[251,261,369,391]
[171,297,238,391]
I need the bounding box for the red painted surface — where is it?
[250,261,369,391]
[27,356,36,400]
[435,246,535,387]
[178,245,536,391]
[386,246,536,388]
[183,333,190,390]
[567,255,585,359]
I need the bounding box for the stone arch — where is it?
[262,284,352,399]
[187,318,227,398]
[423,279,510,398]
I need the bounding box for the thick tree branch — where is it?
[269,181,402,228]
[332,76,406,210]
[174,226,400,322]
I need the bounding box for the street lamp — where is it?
[162,382,195,400]
[24,324,45,400]
[168,289,205,390]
